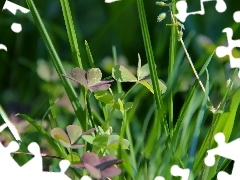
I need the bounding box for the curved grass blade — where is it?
[60,0,82,68]
[168,0,178,138]
[167,51,214,167]
[187,69,209,169]
[193,88,240,178]
[137,0,168,135]
[85,40,95,68]
[26,0,86,130]
[17,114,66,158]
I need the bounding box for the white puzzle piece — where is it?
[205,133,240,180]
[216,12,240,78]
[175,0,227,22]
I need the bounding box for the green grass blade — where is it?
[187,69,209,169]
[170,81,198,160]
[168,0,178,137]
[26,0,86,130]
[216,69,238,111]
[60,0,82,68]
[17,113,66,158]
[85,40,95,68]
[142,111,162,159]
[169,51,214,154]
[193,88,240,178]
[137,0,168,134]
[47,97,58,128]
[198,51,215,76]
[166,31,195,94]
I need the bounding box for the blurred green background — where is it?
[1,0,240,149]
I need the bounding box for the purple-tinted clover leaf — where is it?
[73,152,123,179]
[50,125,95,149]
[62,67,114,92]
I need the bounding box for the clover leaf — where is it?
[62,67,114,92]
[94,91,133,113]
[112,54,167,94]
[50,125,95,149]
[82,128,130,150]
[73,152,123,179]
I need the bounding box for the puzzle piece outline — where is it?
[1,1,30,51]
[154,165,190,180]
[175,0,227,23]
[2,0,29,33]
[174,0,240,78]
[204,132,240,180]
[215,10,240,78]
[0,140,71,180]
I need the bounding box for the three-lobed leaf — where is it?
[51,125,95,149]
[94,91,133,113]
[91,134,130,150]
[112,54,167,94]
[63,67,113,92]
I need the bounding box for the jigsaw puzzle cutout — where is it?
[0,121,91,179]
[175,0,227,22]
[2,0,29,33]
[216,11,240,78]
[233,11,240,23]
[0,140,72,180]
[81,176,92,180]
[204,132,240,180]
[1,1,30,51]
[154,132,240,180]
[0,113,69,179]
[154,165,190,180]
[105,0,121,3]
[0,106,21,141]
[1,1,240,179]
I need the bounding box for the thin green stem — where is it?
[208,68,238,149]
[169,10,212,106]
[137,0,168,135]
[168,0,177,138]
[26,0,86,130]
[121,83,138,100]
[126,121,137,176]
[112,46,122,93]
[47,97,58,128]
[84,89,89,131]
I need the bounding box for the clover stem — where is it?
[121,83,138,100]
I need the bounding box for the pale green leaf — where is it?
[82,135,95,144]
[66,125,82,144]
[93,135,109,147]
[139,79,167,94]
[94,91,114,106]
[87,68,102,86]
[138,64,150,80]
[112,65,137,82]
[50,128,70,145]
[67,152,81,164]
